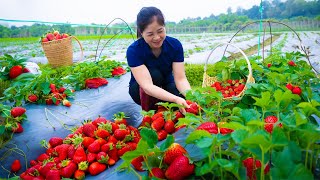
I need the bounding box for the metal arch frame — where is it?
[222,20,319,74]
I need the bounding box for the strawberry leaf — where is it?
[159,134,174,151]
[186,130,211,145]
[140,128,158,148]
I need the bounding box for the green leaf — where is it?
[241,132,272,151]
[140,128,158,148]
[195,137,214,148]
[160,134,174,151]
[186,130,212,144]
[252,91,271,109]
[41,82,50,95]
[294,109,308,126]
[288,164,314,180]
[231,129,249,144]
[271,127,288,147]
[240,109,261,123]
[0,125,5,135]
[195,161,218,176]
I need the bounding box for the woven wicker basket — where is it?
[202,42,255,100]
[41,36,83,67]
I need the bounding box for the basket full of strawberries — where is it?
[40,30,83,67]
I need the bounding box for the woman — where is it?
[127,6,191,114]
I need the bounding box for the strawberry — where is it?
[27,94,38,102]
[112,66,126,76]
[60,160,77,178]
[39,161,55,177]
[36,153,50,162]
[48,137,63,148]
[55,33,62,40]
[292,86,302,96]
[41,37,49,42]
[285,83,293,90]
[164,119,175,133]
[131,156,145,171]
[267,63,272,68]
[9,65,23,79]
[46,33,55,41]
[264,115,278,134]
[173,111,184,123]
[108,158,116,166]
[95,129,110,139]
[74,169,85,180]
[165,155,195,180]
[73,146,87,164]
[101,142,113,153]
[141,115,152,127]
[12,123,23,133]
[108,147,119,162]
[108,135,118,144]
[218,122,234,135]
[88,162,107,176]
[54,144,70,161]
[117,144,131,157]
[242,157,266,179]
[149,167,165,179]
[46,98,53,105]
[185,100,199,115]
[97,152,109,164]
[196,122,218,134]
[11,159,21,172]
[62,99,71,107]
[113,112,128,125]
[83,123,96,138]
[88,140,101,153]
[151,117,165,131]
[92,116,109,127]
[22,67,30,73]
[62,33,69,39]
[114,124,129,140]
[53,30,59,36]
[10,107,26,118]
[87,153,97,163]
[46,169,60,180]
[157,129,168,141]
[288,60,296,66]
[164,143,187,165]
[79,135,93,147]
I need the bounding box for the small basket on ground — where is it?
[41,36,83,67]
[202,42,255,100]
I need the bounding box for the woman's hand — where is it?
[173,96,190,115]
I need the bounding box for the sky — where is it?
[0,0,261,26]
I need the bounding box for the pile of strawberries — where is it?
[285,83,302,96]
[210,79,246,98]
[41,30,70,43]
[19,113,140,179]
[140,100,200,141]
[131,143,195,179]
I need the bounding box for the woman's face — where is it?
[141,17,166,50]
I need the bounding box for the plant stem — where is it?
[305,143,311,168]
[260,145,265,180]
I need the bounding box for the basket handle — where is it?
[204,42,254,84]
[70,36,84,62]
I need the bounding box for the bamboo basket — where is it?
[41,36,83,67]
[202,42,255,100]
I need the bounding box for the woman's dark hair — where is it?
[136,6,165,38]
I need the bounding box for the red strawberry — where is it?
[173,111,184,123]
[74,169,85,180]
[49,137,63,148]
[101,142,113,153]
[9,65,23,79]
[112,66,126,76]
[11,159,21,172]
[62,99,71,107]
[131,156,144,171]
[97,152,109,164]
[46,33,55,41]
[149,167,165,179]
[46,98,53,105]
[196,122,218,134]
[117,145,131,157]
[219,122,234,135]
[114,112,128,125]
[82,136,95,148]
[88,162,107,176]
[157,129,168,141]
[108,147,119,162]
[88,140,101,153]
[151,117,165,131]
[36,153,50,162]
[264,115,278,134]
[10,107,26,118]
[114,125,129,140]
[28,94,38,102]
[54,144,70,161]
[95,129,110,139]
[46,169,60,180]
[22,67,30,73]
[60,160,77,178]
[242,157,264,179]
[292,86,302,96]
[164,119,175,133]
[12,123,23,133]
[92,116,109,127]
[53,30,59,36]
[185,100,199,115]
[87,153,97,163]
[108,135,118,144]
[267,63,272,68]
[285,83,293,90]
[152,112,164,122]
[83,123,96,138]
[41,37,49,42]
[165,155,195,180]
[62,33,69,39]
[288,60,296,66]
[73,146,87,164]
[39,161,55,177]
[141,115,152,127]
[163,143,187,165]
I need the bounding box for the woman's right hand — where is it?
[173,96,190,115]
